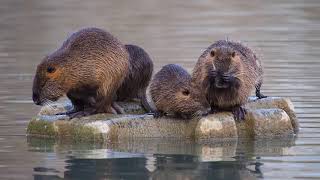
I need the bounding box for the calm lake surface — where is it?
[0,0,320,179]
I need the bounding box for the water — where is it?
[0,0,320,179]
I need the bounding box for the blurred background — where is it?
[0,0,320,179]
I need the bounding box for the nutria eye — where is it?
[210,50,215,57]
[231,51,236,58]
[182,89,190,96]
[47,66,55,73]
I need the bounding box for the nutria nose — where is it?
[32,92,41,105]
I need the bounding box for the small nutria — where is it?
[150,64,210,119]
[192,40,266,120]
[32,27,129,118]
[113,44,154,113]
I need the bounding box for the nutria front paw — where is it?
[55,112,67,116]
[255,86,267,99]
[152,111,165,118]
[55,108,79,116]
[111,102,125,114]
[232,106,247,121]
[68,111,86,119]
[68,110,97,119]
[210,108,220,114]
[257,93,267,99]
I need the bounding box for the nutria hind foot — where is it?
[256,92,267,99]
[61,107,97,119]
[111,102,125,114]
[174,113,191,120]
[67,111,93,119]
[151,111,166,118]
[232,106,247,121]
[255,83,267,99]
[55,108,80,117]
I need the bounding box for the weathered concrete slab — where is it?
[236,108,293,138]
[27,97,299,142]
[246,97,299,133]
[195,112,238,140]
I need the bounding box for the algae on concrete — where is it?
[27,97,299,142]
[27,119,57,138]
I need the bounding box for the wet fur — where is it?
[150,64,209,118]
[192,40,264,111]
[115,44,154,112]
[32,27,129,116]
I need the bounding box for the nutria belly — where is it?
[208,86,244,110]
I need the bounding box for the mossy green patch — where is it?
[55,121,105,143]
[27,119,56,138]
[27,119,105,143]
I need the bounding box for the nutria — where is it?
[32,27,129,118]
[113,44,154,113]
[150,64,210,119]
[192,40,266,120]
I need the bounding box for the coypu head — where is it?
[207,47,244,90]
[32,54,69,105]
[172,82,210,117]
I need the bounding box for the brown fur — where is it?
[192,40,264,112]
[150,64,210,118]
[115,44,153,112]
[32,27,129,117]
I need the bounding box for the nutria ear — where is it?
[231,51,236,58]
[210,49,216,57]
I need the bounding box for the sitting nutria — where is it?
[192,40,266,120]
[113,44,154,113]
[32,27,129,118]
[150,64,210,119]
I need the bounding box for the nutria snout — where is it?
[209,71,240,89]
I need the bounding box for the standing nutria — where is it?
[192,40,266,120]
[150,64,210,119]
[32,27,129,118]
[113,44,154,113]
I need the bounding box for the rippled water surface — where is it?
[0,0,320,179]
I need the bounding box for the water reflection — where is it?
[28,137,295,180]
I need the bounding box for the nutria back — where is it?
[116,44,153,103]
[32,27,129,117]
[192,40,264,110]
[150,64,209,118]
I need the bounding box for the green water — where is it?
[0,0,320,179]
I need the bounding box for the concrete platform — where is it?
[27,97,299,142]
